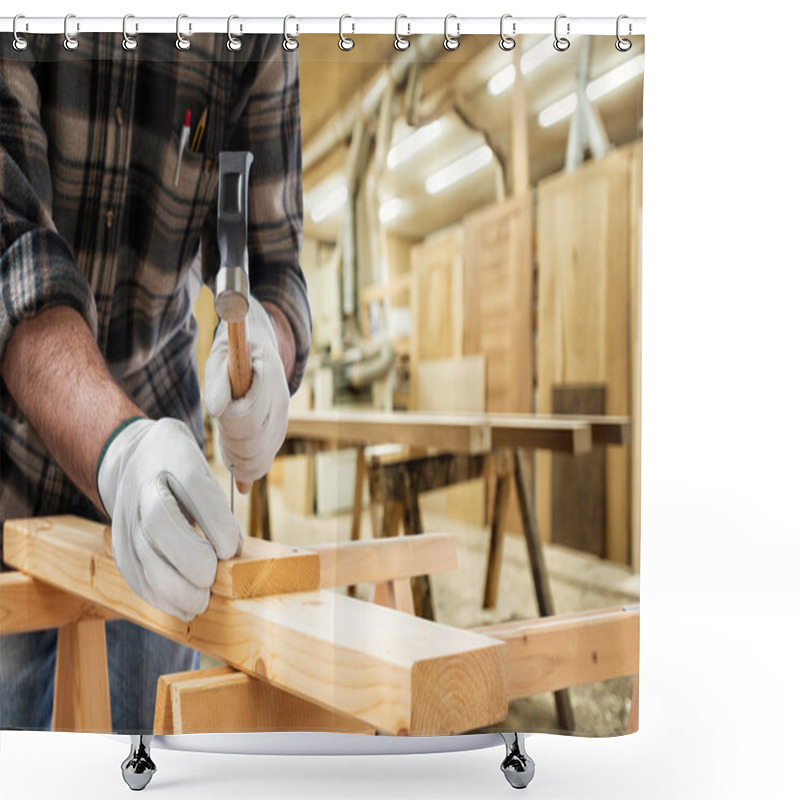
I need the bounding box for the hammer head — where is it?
[215,152,254,323]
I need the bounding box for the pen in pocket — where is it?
[174,109,191,186]
[191,107,207,154]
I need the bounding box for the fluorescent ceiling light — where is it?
[586,54,645,101]
[379,198,405,224]
[387,121,443,169]
[309,181,347,223]
[487,37,559,96]
[425,145,493,194]
[537,53,645,128]
[538,94,577,128]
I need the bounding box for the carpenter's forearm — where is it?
[262,301,296,383]
[0,306,144,510]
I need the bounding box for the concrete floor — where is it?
[209,462,640,738]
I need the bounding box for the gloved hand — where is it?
[97,417,242,621]
[204,298,290,486]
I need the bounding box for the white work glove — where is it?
[97,417,242,621]
[204,298,290,485]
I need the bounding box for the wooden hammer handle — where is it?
[228,319,253,494]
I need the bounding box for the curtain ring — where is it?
[283,15,299,51]
[394,15,410,51]
[553,14,570,51]
[227,15,242,51]
[122,15,138,51]
[12,15,28,51]
[63,14,79,51]
[443,14,459,51]
[499,14,515,51]
[176,14,191,50]
[339,15,355,51]
[394,14,411,51]
[616,15,632,52]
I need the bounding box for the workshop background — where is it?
[194,33,644,736]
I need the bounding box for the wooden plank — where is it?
[288,410,492,454]
[475,606,639,698]
[536,144,637,561]
[5,516,509,735]
[626,674,640,734]
[155,667,375,735]
[489,417,592,455]
[370,579,415,615]
[410,226,465,409]
[101,524,321,600]
[482,475,511,609]
[52,619,112,732]
[0,571,116,634]
[310,532,458,588]
[463,192,533,414]
[488,413,630,447]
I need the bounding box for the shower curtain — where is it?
[0,25,643,742]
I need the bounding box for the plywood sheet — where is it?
[536,143,641,563]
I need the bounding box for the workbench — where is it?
[0,515,639,738]
[250,410,630,731]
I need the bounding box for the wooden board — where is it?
[101,524,321,600]
[312,532,457,587]
[410,226,465,409]
[463,191,534,414]
[4,516,509,735]
[154,667,375,735]
[0,571,116,634]
[536,143,641,563]
[288,410,492,454]
[287,411,597,456]
[52,619,112,732]
[475,606,639,698]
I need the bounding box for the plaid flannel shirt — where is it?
[0,34,310,533]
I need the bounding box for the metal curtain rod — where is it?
[0,16,646,37]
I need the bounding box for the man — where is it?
[0,33,310,732]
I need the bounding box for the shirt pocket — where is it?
[135,128,218,297]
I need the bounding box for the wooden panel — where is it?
[4,516,509,735]
[463,191,533,414]
[0,571,115,634]
[551,386,606,557]
[475,606,639,698]
[410,226,465,408]
[52,619,112,732]
[154,667,374,735]
[101,525,321,600]
[536,144,641,562]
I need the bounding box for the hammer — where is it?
[214,151,254,507]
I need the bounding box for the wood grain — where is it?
[101,524,321,600]
[154,667,375,735]
[228,317,253,494]
[536,143,641,562]
[5,516,509,735]
[288,410,492,454]
[311,532,457,588]
[0,571,116,634]
[475,606,639,698]
[52,619,112,732]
